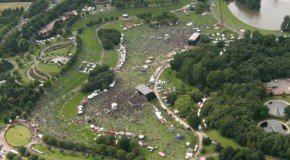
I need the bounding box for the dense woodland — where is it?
[0,76,43,123]
[24,0,49,18]
[43,134,146,160]
[170,33,290,158]
[0,0,34,2]
[81,64,115,93]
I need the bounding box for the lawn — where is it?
[31,144,98,160]
[37,63,61,75]
[0,2,30,10]
[213,0,276,35]
[5,125,32,147]
[206,130,240,149]
[80,27,102,63]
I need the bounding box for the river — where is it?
[228,0,290,30]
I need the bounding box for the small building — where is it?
[135,84,156,101]
[188,33,201,45]
[123,14,130,20]
[63,11,76,17]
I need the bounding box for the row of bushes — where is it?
[42,134,146,160]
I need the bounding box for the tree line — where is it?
[42,134,146,160]
[137,11,178,27]
[230,0,261,10]
[170,32,290,158]
[6,146,44,160]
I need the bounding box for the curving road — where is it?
[153,64,207,158]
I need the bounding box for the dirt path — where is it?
[153,64,207,158]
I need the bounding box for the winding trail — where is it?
[153,64,208,158]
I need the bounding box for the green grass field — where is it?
[37,63,61,75]
[200,144,216,155]
[5,125,32,147]
[206,130,240,149]
[0,2,30,10]
[213,0,276,35]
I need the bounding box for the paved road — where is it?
[153,64,207,158]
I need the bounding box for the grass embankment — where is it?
[5,125,32,147]
[62,93,87,119]
[32,144,97,160]
[0,2,30,10]
[206,130,240,149]
[213,0,275,35]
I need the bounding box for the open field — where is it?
[212,0,277,35]
[0,2,30,10]
[5,125,32,147]
[206,130,240,149]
